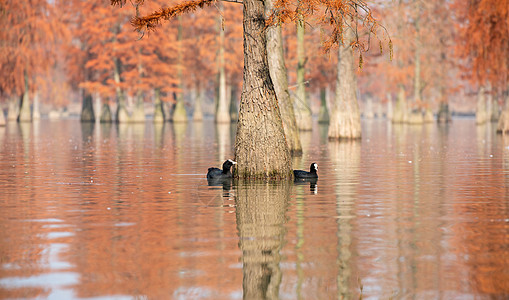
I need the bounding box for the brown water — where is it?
[0,119,508,299]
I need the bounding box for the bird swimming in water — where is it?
[293,163,318,179]
[207,159,237,179]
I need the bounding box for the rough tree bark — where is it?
[328,28,361,140]
[234,0,292,179]
[265,0,302,155]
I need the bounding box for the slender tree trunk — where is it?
[229,84,239,122]
[364,96,375,119]
[437,86,451,123]
[172,16,188,122]
[409,1,424,124]
[234,0,292,179]
[318,87,330,124]
[216,14,230,123]
[265,0,302,155]
[18,71,31,122]
[294,10,312,131]
[154,88,166,123]
[386,93,394,121]
[80,93,95,122]
[328,28,361,140]
[131,90,145,122]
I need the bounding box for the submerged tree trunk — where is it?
[80,93,95,122]
[294,9,312,131]
[265,0,302,155]
[476,86,487,125]
[113,56,129,123]
[437,102,451,123]
[496,88,509,133]
[32,91,41,121]
[0,105,5,126]
[318,87,330,124]
[328,28,361,140]
[234,0,292,179]
[392,86,408,123]
[154,88,166,123]
[7,95,19,121]
[192,85,204,122]
[131,90,145,122]
[18,71,31,122]
[229,84,239,122]
[172,16,187,122]
[101,102,113,123]
[216,14,230,124]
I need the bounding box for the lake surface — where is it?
[0,119,508,299]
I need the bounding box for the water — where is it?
[0,119,508,299]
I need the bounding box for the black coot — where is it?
[293,163,318,179]
[207,159,237,179]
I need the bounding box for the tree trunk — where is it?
[94,93,102,123]
[216,14,230,123]
[496,89,509,133]
[328,28,361,140]
[386,93,393,121]
[392,86,408,123]
[80,93,95,122]
[131,90,145,122]
[294,10,312,131]
[0,105,5,126]
[100,102,113,123]
[7,95,19,122]
[192,85,204,121]
[154,88,166,123]
[172,16,188,122]
[32,91,41,121]
[229,84,239,122]
[113,56,129,123]
[411,1,424,125]
[318,87,330,124]
[265,0,302,155]
[234,0,292,179]
[476,86,487,125]
[236,182,288,299]
[437,101,451,123]
[18,71,31,122]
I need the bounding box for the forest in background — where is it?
[0,0,507,124]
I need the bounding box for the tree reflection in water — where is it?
[235,181,290,300]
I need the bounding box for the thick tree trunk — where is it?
[265,0,302,155]
[392,86,408,123]
[318,87,330,124]
[328,28,361,140]
[0,106,5,126]
[496,90,509,133]
[18,71,31,122]
[236,182,288,299]
[172,17,188,122]
[80,93,95,122]
[216,14,230,123]
[113,57,129,123]
[154,88,166,123]
[131,90,145,123]
[100,103,113,123]
[32,92,41,121]
[476,86,487,125]
[7,95,19,122]
[294,11,312,131]
[234,0,292,179]
[192,85,204,121]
